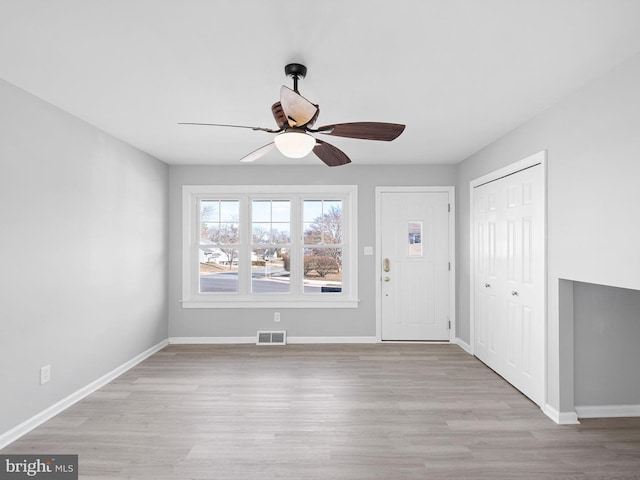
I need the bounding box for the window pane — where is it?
[408,221,423,256]
[200,201,219,222]
[252,200,271,222]
[303,222,321,244]
[323,219,342,244]
[324,200,342,215]
[251,249,290,293]
[303,200,322,222]
[218,223,239,244]
[200,222,217,243]
[303,248,342,294]
[272,201,290,221]
[220,201,239,222]
[272,223,291,243]
[324,201,342,245]
[252,223,272,243]
[199,247,239,293]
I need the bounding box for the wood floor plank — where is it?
[3,344,640,479]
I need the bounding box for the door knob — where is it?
[383,276,390,282]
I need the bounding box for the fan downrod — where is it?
[285,63,307,92]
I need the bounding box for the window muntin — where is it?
[183,185,357,308]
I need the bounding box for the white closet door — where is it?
[473,164,544,406]
[473,180,505,373]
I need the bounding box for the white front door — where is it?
[473,161,545,405]
[380,190,451,341]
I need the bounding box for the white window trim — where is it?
[182,185,359,308]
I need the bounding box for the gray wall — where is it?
[168,164,456,339]
[456,52,640,414]
[574,282,640,407]
[0,79,169,435]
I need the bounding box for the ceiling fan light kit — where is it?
[274,130,316,158]
[179,63,405,166]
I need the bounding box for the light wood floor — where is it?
[4,344,640,479]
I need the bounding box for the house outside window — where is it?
[182,185,358,308]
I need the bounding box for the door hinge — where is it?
[448,203,451,212]
[448,262,451,271]
[448,320,451,330]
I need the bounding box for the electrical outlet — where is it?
[40,365,51,385]
[274,312,281,322]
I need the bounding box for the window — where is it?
[183,185,358,308]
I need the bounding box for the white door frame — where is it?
[375,186,456,342]
[469,150,547,400]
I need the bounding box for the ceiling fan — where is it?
[179,63,405,167]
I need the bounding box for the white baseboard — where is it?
[169,336,255,344]
[543,403,580,425]
[169,336,377,345]
[0,339,168,450]
[575,404,640,419]
[289,336,376,344]
[545,404,640,423]
[454,337,473,354]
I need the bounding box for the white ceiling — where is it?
[2,0,640,166]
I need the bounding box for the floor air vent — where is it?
[257,330,287,345]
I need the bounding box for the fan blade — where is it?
[313,139,352,167]
[178,122,280,133]
[280,86,318,127]
[313,122,405,141]
[240,142,276,163]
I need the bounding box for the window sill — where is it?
[181,299,360,309]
